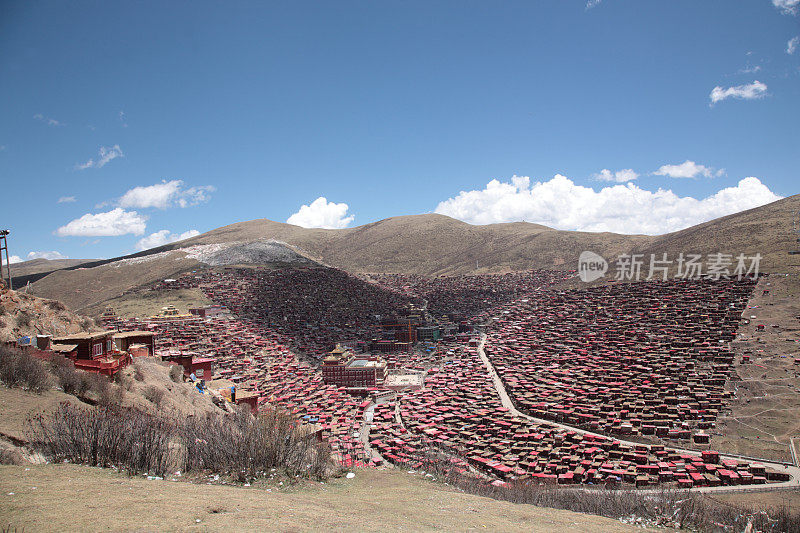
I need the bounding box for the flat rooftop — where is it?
[347,358,383,368]
[385,374,424,388]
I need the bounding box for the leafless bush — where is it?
[168,364,183,383]
[25,402,176,477]
[49,355,109,399]
[46,300,66,311]
[181,406,332,481]
[115,370,134,391]
[25,402,332,482]
[143,386,166,407]
[134,363,145,381]
[99,382,125,407]
[15,311,31,328]
[0,345,50,393]
[79,318,94,330]
[0,447,24,465]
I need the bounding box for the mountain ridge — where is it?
[23,194,800,312]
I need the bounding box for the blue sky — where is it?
[1,0,799,261]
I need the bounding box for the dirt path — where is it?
[475,335,800,493]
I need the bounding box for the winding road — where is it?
[476,334,800,493]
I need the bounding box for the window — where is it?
[92,343,102,356]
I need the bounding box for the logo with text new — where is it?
[578,251,608,282]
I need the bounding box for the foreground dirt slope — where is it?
[0,465,646,532]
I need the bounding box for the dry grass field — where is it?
[0,464,654,532]
[84,287,213,318]
[713,274,800,462]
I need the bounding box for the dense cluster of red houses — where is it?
[369,270,573,320]
[106,313,374,467]
[483,278,756,441]
[165,267,421,358]
[369,341,777,488]
[93,265,776,488]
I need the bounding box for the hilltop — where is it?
[8,258,93,279]
[23,194,800,312]
[0,286,95,341]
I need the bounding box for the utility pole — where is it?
[0,229,12,290]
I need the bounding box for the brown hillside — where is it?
[26,194,799,312]
[0,287,95,342]
[8,258,93,279]
[633,194,800,274]
[0,464,647,532]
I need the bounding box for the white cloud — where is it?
[8,255,22,264]
[788,36,799,54]
[118,180,215,209]
[57,196,76,203]
[136,229,200,251]
[594,168,639,183]
[773,0,799,15]
[55,208,147,237]
[76,145,124,170]
[34,113,63,127]
[710,81,768,104]
[26,251,68,261]
[434,174,782,235]
[738,65,761,74]
[652,160,718,179]
[287,197,355,229]
[585,0,602,9]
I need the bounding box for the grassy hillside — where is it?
[0,464,647,532]
[7,258,93,278]
[25,194,800,312]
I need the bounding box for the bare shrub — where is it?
[25,402,176,477]
[181,406,332,481]
[25,402,332,482]
[49,355,110,400]
[46,300,66,311]
[0,447,24,465]
[80,318,94,330]
[134,363,145,381]
[49,355,80,394]
[15,311,31,328]
[115,370,134,391]
[143,386,166,407]
[0,345,50,393]
[168,364,183,383]
[99,382,125,407]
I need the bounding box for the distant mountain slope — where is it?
[181,214,652,275]
[26,194,800,312]
[8,258,94,280]
[633,194,800,273]
[27,240,318,311]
